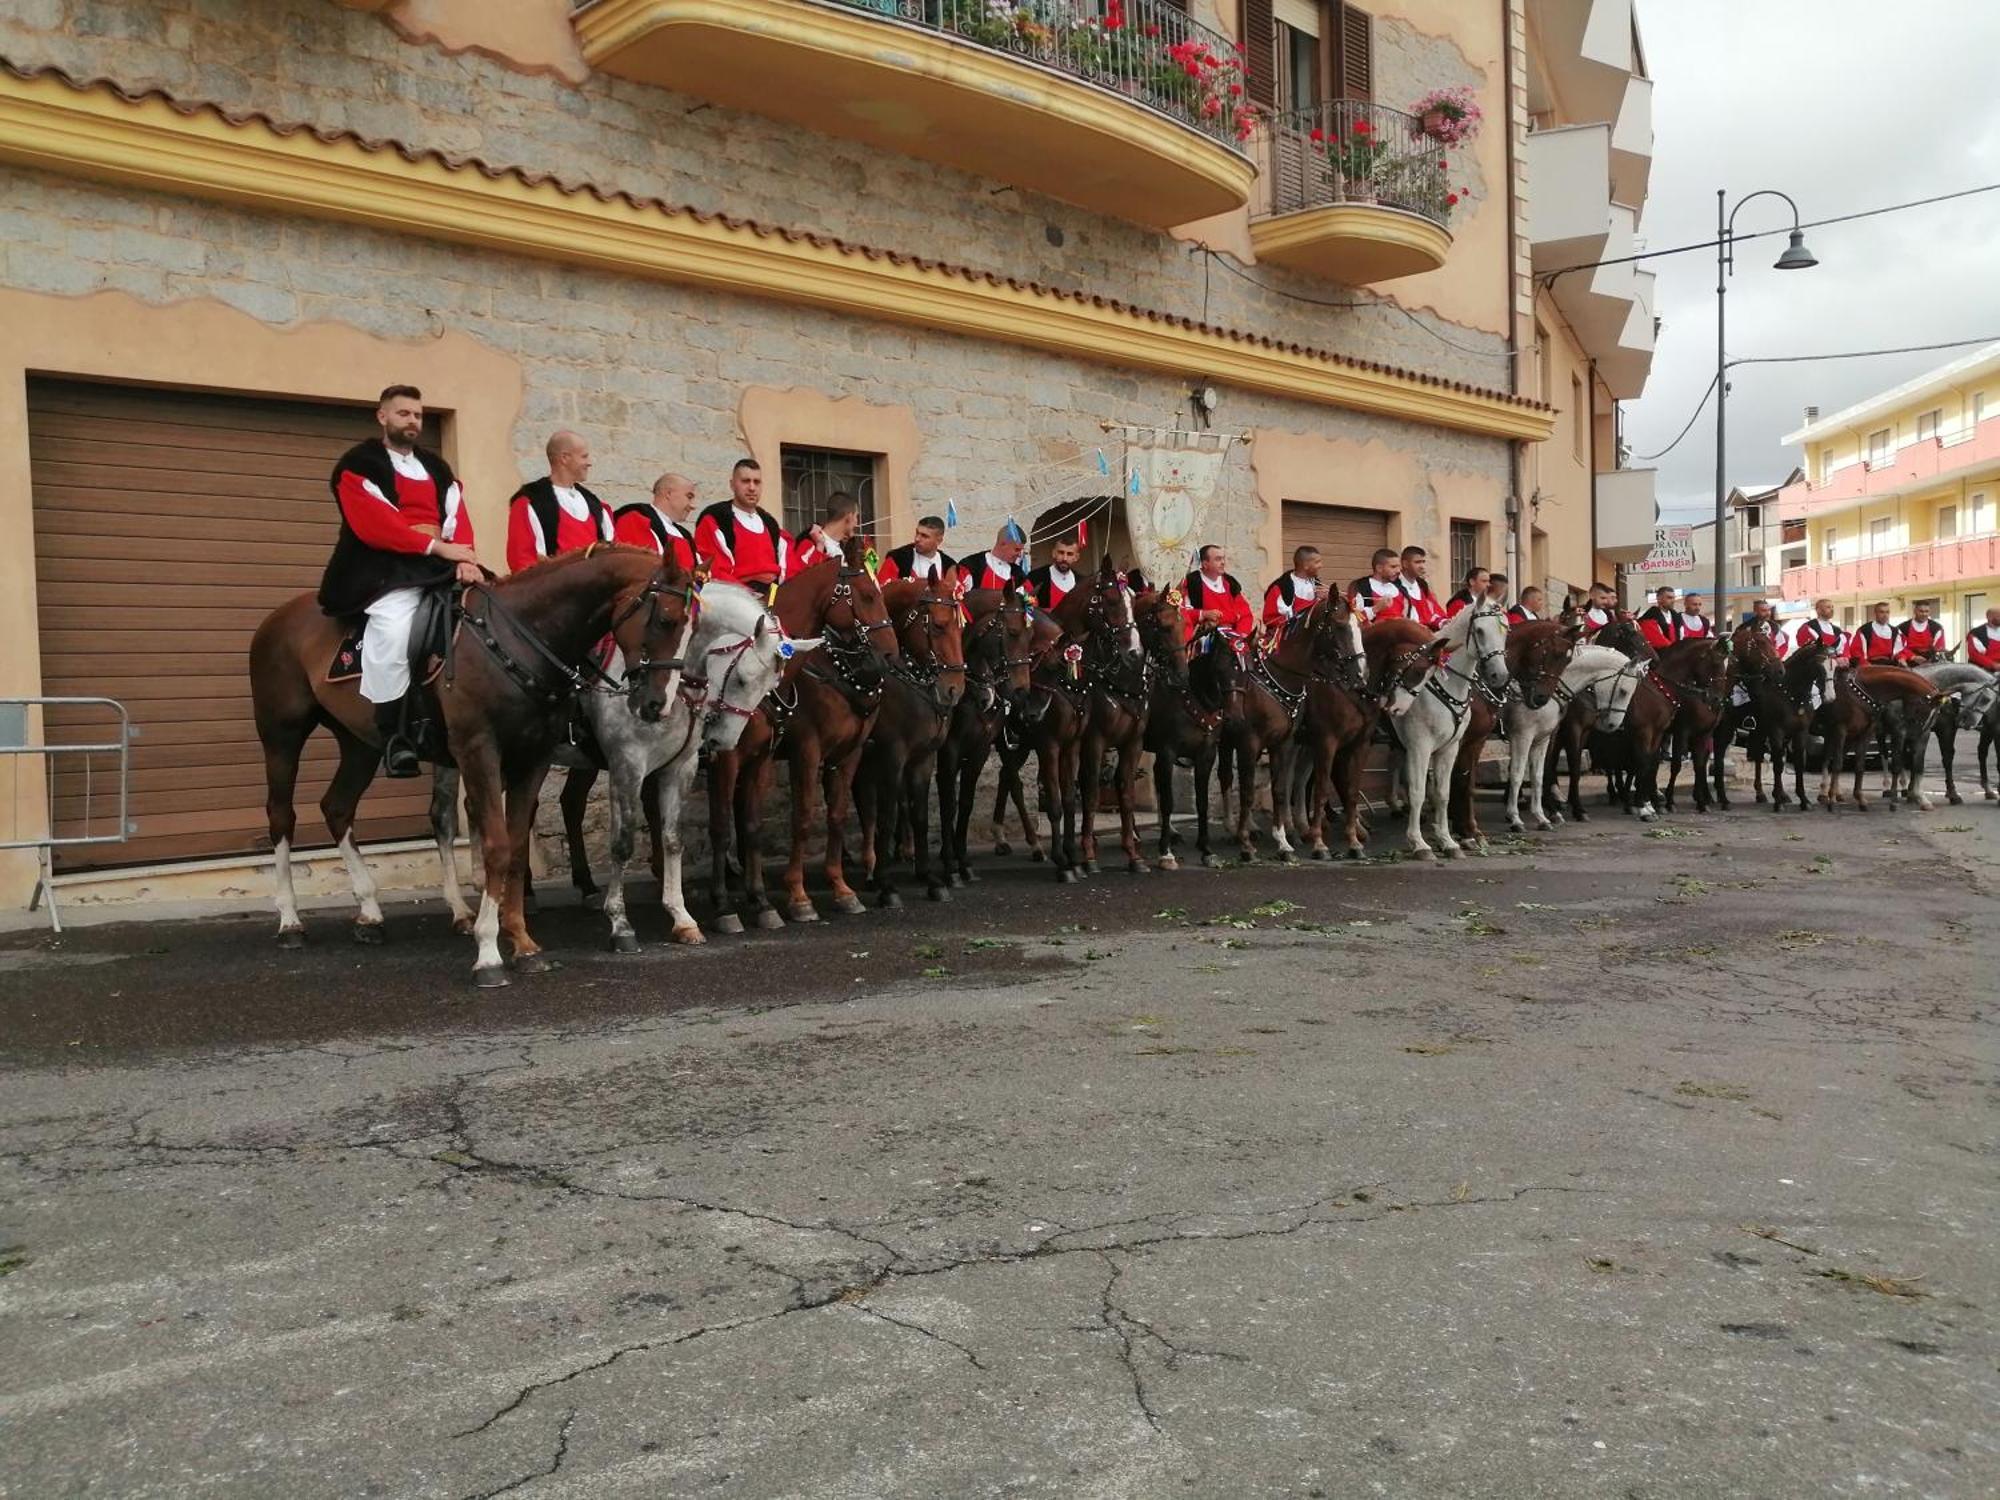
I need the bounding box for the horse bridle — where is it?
[1084,581,1150,706]
[455,573,689,711]
[889,592,968,715]
[964,601,1037,718]
[804,567,895,709]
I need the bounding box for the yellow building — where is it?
[0,0,1652,908]
[1778,342,2000,640]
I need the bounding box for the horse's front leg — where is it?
[1078,727,1104,875]
[1431,738,1464,858]
[1117,735,1147,874]
[456,742,512,986]
[1525,729,1555,831]
[600,749,646,953]
[1937,723,1961,805]
[739,754,783,929]
[782,739,823,922]
[499,760,555,971]
[1193,742,1217,867]
[429,767,474,935]
[1036,742,1071,883]
[655,756,703,945]
[561,765,601,908]
[1402,739,1435,860]
[1265,741,1297,861]
[822,746,868,916]
[1152,739,1178,871]
[707,747,745,934]
[936,739,965,886]
[1060,739,1084,878]
[1231,735,1258,860]
[1691,731,1713,813]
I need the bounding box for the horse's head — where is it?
[887,579,967,710]
[1454,600,1513,698]
[1087,555,1144,671]
[806,537,897,689]
[613,554,696,724]
[1306,590,1365,686]
[1133,583,1189,686]
[708,610,823,750]
[1595,617,1653,662]
[1367,620,1447,720]
[1507,620,1576,711]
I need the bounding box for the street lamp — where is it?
[1715,190,1818,623]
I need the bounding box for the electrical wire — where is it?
[1631,372,1718,460]
[1729,333,2000,368]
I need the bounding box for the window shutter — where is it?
[1336,3,1372,100]
[1243,0,1277,107]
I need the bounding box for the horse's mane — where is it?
[695,579,769,636]
[1781,642,1826,693]
[1656,638,1724,670]
[498,541,657,586]
[1851,664,1938,696]
[1361,617,1431,668]
[880,578,946,609]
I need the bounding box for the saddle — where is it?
[326,584,456,689]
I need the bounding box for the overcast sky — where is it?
[1628,0,2000,523]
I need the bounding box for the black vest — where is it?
[696,500,790,568]
[886,542,957,580]
[318,440,456,616]
[1184,570,1243,598]
[1024,564,1080,610]
[614,502,690,559]
[514,477,608,556]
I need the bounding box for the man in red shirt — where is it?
[1679,592,1715,639]
[1897,600,1949,661]
[1442,565,1492,621]
[1846,600,1903,665]
[1579,581,1620,638]
[320,384,481,777]
[1395,545,1446,627]
[695,458,792,593]
[1966,606,2000,670]
[1344,548,1402,624]
[1182,543,1256,640]
[958,521,1029,593]
[613,471,698,572]
[789,492,860,576]
[1267,546,1327,629]
[1485,572,1510,608]
[877,514,957,586]
[1506,585,1546,626]
[505,430,614,575]
[1025,533,1083,611]
[1792,598,1847,658]
[1637,585,1684,650]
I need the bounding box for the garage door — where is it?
[29,378,439,870]
[1280,501,1391,591]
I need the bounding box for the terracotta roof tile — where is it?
[1,58,1547,417]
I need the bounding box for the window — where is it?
[1277,17,1321,112]
[1867,428,1893,466]
[1936,504,1957,540]
[1744,505,1761,530]
[1570,374,1585,462]
[1449,519,1484,584]
[779,445,880,541]
[1868,516,1892,553]
[1841,606,1856,629]
[1973,491,1993,535]
[1823,527,1838,563]
[1815,449,1834,485]
[1967,593,1989,638]
[1917,408,1941,443]
[1748,562,1763,588]
[1535,324,1552,405]
[1975,392,1990,428]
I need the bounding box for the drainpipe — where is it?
[1588,358,1600,591]
[1503,0,1525,594]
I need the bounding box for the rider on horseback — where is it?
[1506,585,1546,626]
[1025,533,1082,611]
[1343,548,1402,624]
[504,430,614,575]
[1396,545,1447,627]
[958,520,1029,594]
[320,384,482,778]
[876,514,958,586]
[1967,606,2000,670]
[1846,601,1905,665]
[1636,585,1686,651]
[612,471,699,571]
[1580,581,1620,637]
[695,458,792,594]
[1897,600,1950,662]
[1266,546,1329,630]
[1182,543,1255,640]
[1442,564,1491,621]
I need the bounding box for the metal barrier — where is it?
[0,697,135,932]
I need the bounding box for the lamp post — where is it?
[1715,189,1818,624]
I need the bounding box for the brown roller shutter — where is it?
[1334,3,1372,101]
[1242,0,1277,107]
[1280,500,1390,588]
[28,378,440,871]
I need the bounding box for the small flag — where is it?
[1076,517,1089,548]
[945,498,959,529]
[1001,516,1026,545]
[1128,470,1143,496]
[863,545,880,579]
[1095,449,1111,476]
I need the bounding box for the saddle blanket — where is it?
[325,621,450,686]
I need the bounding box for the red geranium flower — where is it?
[1309,127,1325,142]
[1228,81,1242,96]
[1446,192,1460,206]
[1353,120,1371,134]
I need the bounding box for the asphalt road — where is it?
[2,774,1996,1498]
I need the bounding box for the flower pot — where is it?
[1421,109,1449,139]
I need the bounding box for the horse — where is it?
[1904,662,1998,807]
[1294,594,1375,861]
[855,578,968,906]
[1447,621,1577,852]
[249,545,691,984]
[1080,563,1159,876]
[1542,618,1651,821]
[706,538,900,932]
[1139,597,1242,872]
[1616,639,1728,820]
[1717,629,1823,813]
[1819,662,1943,812]
[987,606,1068,864]
[938,588,1040,884]
[1504,637,1639,833]
[1223,596,1333,862]
[1382,600,1512,860]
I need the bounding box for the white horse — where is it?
[1504,643,1644,832]
[588,582,820,951]
[1383,601,1512,860]
[1896,662,1996,808]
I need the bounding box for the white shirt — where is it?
[1290,574,1319,602]
[908,549,946,579]
[386,446,427,481]
[552,484,591,522]
[1200,573,1229,594]
[985,555,1014,580]
[377,443,462,546]
[1047,565,1076,592]
[732,505,767,534]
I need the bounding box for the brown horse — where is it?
[1611,638,1728,818]
[1447,621,1577,853]
[1819,662,1941,811]
[249,545,691,984]
[1141,605,1243,871]
[1224,598,1341,862]
[938,589,1040,885]
[856,578,967,906]
[987,606,1068,864]
[1080,563,1158,875]
[706,538,899,932]
[1727,627,1824,812]
[1291,594,1375,861]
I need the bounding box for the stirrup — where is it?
[376,701,422,779]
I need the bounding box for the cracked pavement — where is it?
[2,786,1997,1497]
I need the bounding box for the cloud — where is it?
[1623,0,2000,523]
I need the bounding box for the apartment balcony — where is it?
[1777,413,2000,519]
[571,0,1257,231]
[1781,533,2000,601]
[1609,73,1652,206]
[1248,101,1452,284]
[1595,266,1655,400]
[1527,0,1642,123]
[1525,123,1612,275]
[1595,464,1657,564]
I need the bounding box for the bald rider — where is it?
[505,429,614,574]
[958,520,1029,594]
[613,471,699,572]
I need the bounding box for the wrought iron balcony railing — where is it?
[1259,99,1450,227]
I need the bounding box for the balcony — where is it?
[572,0,1257,231]
[1247,100,1452,284]
[1781,533,2000,601]
[1596,266,1655,399]
[1595,464,1657,563]
[1609,73,1652,206]
[1527,0,1642,125]
[1777,413,2000,518]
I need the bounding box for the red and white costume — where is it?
[1183,570,1255,640]
[789,526,844,576]
[612,503,697,572]
[1966,622,2000,671]
[1025,562,1078,612]
[1679,612,1714,640]
[1265,572,1323,629]
[1397,576,1447,628]
[1442,588,1485,623]
[1637,605,1685,652]
[1846,620,1903,665]
[695,501,792,587]
[1580,604,1616,637]
[957,549,1022,594]
[1505,604,1540,627]
[505,479,613,575]
[1897,617,1948,660]
[1793,617,1847,658]
[1345,575,1403,624]
[877,542,956,586]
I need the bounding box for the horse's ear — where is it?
[843,535,866,569]
[787,633,825,656]
[1127,566,1149,593]
[1562,621,1585,641]
[1424,636,1452,658]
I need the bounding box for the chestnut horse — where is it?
[1143,611,1244,871]
[249,546,691,983]
[856,578,967,906]
[1080,564,1159,875]
[1448,621,1577,853]
[1612,638,1728,819]
[1723,627,1822,812]
[706,539,899,931]
[938,589,1041,884]
[1543,618,1651,822]
[1223,599,1332,862]
[1292,596,1374,861]
[1818,662,1942,812]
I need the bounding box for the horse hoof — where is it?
[471,965,509,989]
[1411,848,1436,862]
[1948,794,1963,806]
[1028,847,1046,863]
[878,891,904,910]
[1754,792,1768,805]
[512,952,557,975]
[1985,790,1997,801]
[1275,851,1298,867]
[1129,860,1149,875]
[790,903,823,923]
[1082,860,1099,875]
[609,931,641,955]
[352,922,385,946]
[1203,853,1223,868]
[713,912,746,936]
[831,894,867,917]
[1343,847,1362,861]
[670,924,705,946]
[927,886,950,903]
[452,917,474,936]
[754,908,786,931]
[578,889,604,911]
[1058,868,1079,884]
[276,928,305,950]
[1159,854,1180,872]
[1310,847,1331,862]
[993,841,1012,857]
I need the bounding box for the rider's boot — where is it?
[376,697,422,779]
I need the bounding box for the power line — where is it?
[1632,373,1717,460]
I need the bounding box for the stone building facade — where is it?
[0,0,1651,908]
